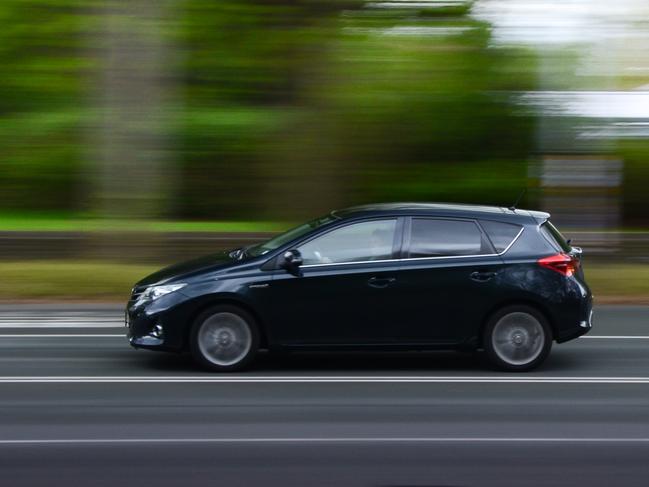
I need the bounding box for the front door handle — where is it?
[367,276,396,289]
[470,271,497,282]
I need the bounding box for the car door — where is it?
[393,217,507,345]
[260,218,406,347]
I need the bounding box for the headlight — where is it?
[135,283,187,305]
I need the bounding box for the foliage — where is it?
[0,0,536,220]
[0,1,93,211]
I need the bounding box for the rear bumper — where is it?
[555,299,593,343]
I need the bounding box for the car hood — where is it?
[136,251,238,287]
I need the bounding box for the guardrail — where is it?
[0,232,274,262]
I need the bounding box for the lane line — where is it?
[0,317,119,319]
[581,336,649,339]
[1,437,649,445]
[0,322,124,329]
[0,318,120,321]
[0,318,120,322]
[1,376,649,383]
[0,333,648,339]
[0,334,124,338]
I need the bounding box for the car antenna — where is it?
[508,188,526,211]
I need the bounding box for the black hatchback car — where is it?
[126,203,592,372]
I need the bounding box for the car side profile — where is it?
[126,203,593,372]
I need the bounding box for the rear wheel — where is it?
[190,305,259,372]
[483,305,552,372]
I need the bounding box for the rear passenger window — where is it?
[480,220,523,253]
[408,219,492,258]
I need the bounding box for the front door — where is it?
[261,218,404,347]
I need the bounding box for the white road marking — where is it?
[0,437,648,445]
[0,323,121,328]
[581,336,649,339]
[0,332,647,339]
[0,317,119,321]
[0,334,124,338]
[0,376,649,383]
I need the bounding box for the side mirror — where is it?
[281,249,303,277]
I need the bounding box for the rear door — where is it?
[393,217,508,345]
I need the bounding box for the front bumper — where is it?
[125,307,165,349]
[124,284,206,352]
[124,287,199,352]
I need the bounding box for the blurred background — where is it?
[0,0,648,302]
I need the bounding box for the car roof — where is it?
[331,202,549,224]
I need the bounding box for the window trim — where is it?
[299,224,524,268]
[269,216,524,270]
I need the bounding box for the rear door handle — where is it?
[470,271,497,282]
[367,277,396,289]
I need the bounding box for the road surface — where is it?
[0,304,648,486]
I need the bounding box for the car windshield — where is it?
[245,214,338,257]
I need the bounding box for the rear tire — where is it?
[483,305,552,372]
[190,305,259,372]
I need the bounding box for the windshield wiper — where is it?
[228,247,244,259]
[233,244,257,260]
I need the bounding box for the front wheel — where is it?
[190,305,259,372]
[483,305,552,372]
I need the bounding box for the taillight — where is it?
[538,253,579,277]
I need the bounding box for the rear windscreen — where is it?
[479,220,522,253]
[540,221,572,253]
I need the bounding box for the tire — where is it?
[483,305,552,372]
[190,305,259,372]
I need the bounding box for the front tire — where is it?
[190,305,259,372]
[483,305,552,372]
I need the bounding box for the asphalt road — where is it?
[0,304,648,486]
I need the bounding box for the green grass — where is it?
[0,262,159,301]
[0,260,647,303]
[585,264,649,303]
[0,214,290,233]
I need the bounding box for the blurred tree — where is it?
[0,0,90,213]
[177,0,361,219]
[89,0,177,220]
[177,1,536,220]
[0,0,537,222]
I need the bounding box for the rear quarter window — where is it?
[540,221,572,253]
[479,220,522,253]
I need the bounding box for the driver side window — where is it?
[297,219,398,265]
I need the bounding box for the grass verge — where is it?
[0,261,647,303]
[0,261,159,302]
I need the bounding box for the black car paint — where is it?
[126,204,592,354]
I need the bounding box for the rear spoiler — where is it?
[528,210,551,224]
